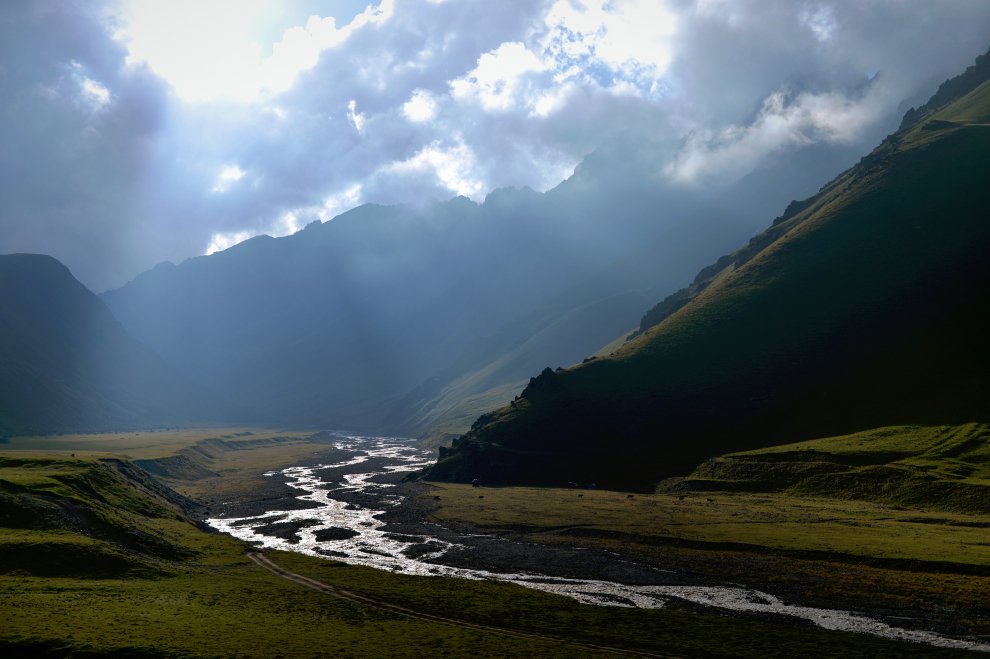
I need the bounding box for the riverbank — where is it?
[201,435,989,652]
[5,429,983,655]
[420,482,990,640]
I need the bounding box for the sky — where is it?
[1,1,989,292]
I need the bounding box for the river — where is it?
[206,433,988,652]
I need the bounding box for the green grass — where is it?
[424,475,990,639]
[1,558,581,658]
[933,79,990,124]
[424,423,990,638]
[272,551,975,658]
[3,427,309,460]
[426,481,990,569]
[692,424,990,513]
[732,423,990,475]
[4,551,967,659]
[0,428,349,505]
[2,451,980,656]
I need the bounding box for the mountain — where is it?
[423,57,990,489]
[388,139,879,446]
[0,254,221,435]
[104,130,860,438]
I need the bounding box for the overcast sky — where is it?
[2,0,989,291]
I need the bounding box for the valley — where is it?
[2,428,988,656]
[3,8,990,657]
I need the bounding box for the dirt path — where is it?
[247,552,672,658]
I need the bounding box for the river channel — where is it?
[206,433,988,652]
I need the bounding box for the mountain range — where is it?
[0,254,220,435]
[5,51,986,458]
[94,129,867,440]
[424,52,990,489]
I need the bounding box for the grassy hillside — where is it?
[424,422,990,640]
[0,455,197,578]
[424,67,990,489]
[2,451,957,657]
[681,423,990,514]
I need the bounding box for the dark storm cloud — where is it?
[0,0,176,290]
[660,1,990,182]
[1,0,989,291]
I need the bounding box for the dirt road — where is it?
[247,552,672,658]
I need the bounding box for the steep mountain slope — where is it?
[424,74,990,489]
[104,192,670,431]
[388,210,748,445]
[100,151,783,434]
[399,136,888,444]
[0,254,221,435]
[104,129,870,438]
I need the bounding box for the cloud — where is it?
[451,41,546,112]
[540,0,678,90]
[206,229,254,255]
[666,85,885,184]
[320,183,364,221]
[800,4,838,43]
[347,99,366,132]
[212,164,247,193]
[117,0,395,101]
[384,138,485,199]
[79,75,111,109]
[402,88,437,122]
[2,0,990,292]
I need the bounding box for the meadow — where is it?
[2,429,982,656]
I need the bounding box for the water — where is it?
[207,433,989,652]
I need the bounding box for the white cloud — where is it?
[212,164,247,192]
[666,86,882,184]
[402,88,437,122]
[347,99,366,132]
[385,139,485,199]
[320,184,364,220]
[116,0,268,102]
[261,1,395,94]
[116,0,395,102]
[67,61,111,110]
[80,77,111,109]
[529,82,573,117]
[540,0,678,95]
[451,41,546,112]
[273,210,303,236]
[206,229,254,254]
[8,0,990,290]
